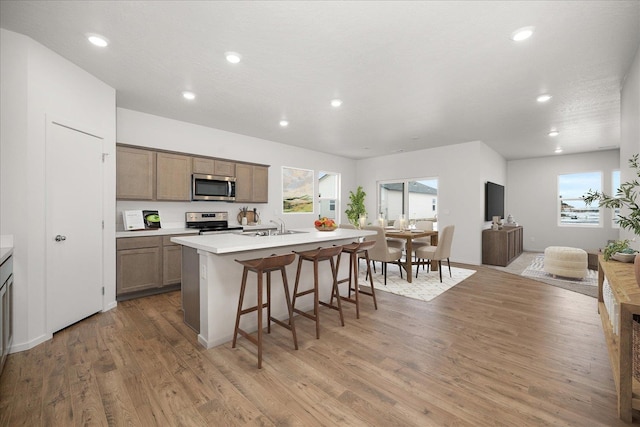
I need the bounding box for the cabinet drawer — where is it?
[117,236,163,250]
[163,234,196,246]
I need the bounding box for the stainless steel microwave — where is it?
[192,174,236,201]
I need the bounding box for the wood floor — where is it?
[0,263,633,426]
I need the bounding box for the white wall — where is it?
[507,150,620,252]
[619,44,640,245]
[355,140,506,264]
[116,108,359,230]
[0,29,116,351]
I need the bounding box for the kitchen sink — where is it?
[241,230,308,237]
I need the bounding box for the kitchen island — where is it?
[171,227,375,349]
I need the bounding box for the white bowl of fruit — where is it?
[314,217,337,231]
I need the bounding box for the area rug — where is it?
[355,264,476,302]
[521,254,598,298]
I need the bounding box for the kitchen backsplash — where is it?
[116,200,264,231]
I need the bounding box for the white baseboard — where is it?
[9,333,52,354]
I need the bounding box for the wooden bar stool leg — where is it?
[266,271,272,334]
[256,270,263,369]
[351,252,360,319]
[330,256,345,326]
[313,260,320,339]
[364,251,377,310]
[292,256,303,314]
[233,267,249,348]
[331,252,343,307]
[280,266,298,350]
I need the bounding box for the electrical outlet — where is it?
[200,264,207,279]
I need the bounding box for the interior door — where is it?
[46,121,103,333]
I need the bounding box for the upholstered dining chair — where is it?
[411,220,435,270]
[415,225,455,282]
[361,225,403,285]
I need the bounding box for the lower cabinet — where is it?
[116,234,195,300]
[482,226,524,267]
[0,255,13,376]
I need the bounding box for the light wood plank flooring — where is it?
[0,263,633,426]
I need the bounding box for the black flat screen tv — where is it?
[485,181,505,221]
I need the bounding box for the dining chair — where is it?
[415,225,455,282]
[411,220,434,270]
[361,225,403,285]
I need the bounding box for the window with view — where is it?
[378,178,438,226]
[558,172,602,226]
[612,170,620,228]
[318,172,340,221]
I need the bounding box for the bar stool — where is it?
[335,240,378,319]
[292,246,345,339]
[232,253,298,369]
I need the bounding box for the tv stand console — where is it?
[482,226,523,267]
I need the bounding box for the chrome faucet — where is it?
[270,218,285,234]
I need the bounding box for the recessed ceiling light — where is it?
[86,33,109,47]
[182,91,196,100]
[279,120,289,127]
[548,130,559,137]
[536,94,552,103]
[511,26,535,42]
[331,99,343,107]
[225,52,242,64]
[555,148,563,154]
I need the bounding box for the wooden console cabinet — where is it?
[482,226,523,266]
[598,255,640,422]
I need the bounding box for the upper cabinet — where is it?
[116,146,156,200]
[156,152,192,201]
[236,164,269,203]
[116,144,268,203]
[192,157,235,177]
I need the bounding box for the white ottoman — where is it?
[543,246,588,279]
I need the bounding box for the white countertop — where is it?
[116,224,277,238]
[171,227,375,254]
[0,246,13,265]
[116,228,199,238]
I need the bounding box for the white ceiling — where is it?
[1,1,639,160]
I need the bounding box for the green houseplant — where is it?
[583,153,640,264]
[602,239,637,261]
[345,186,367,227]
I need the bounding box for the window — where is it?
[378,178,438,226]
[558,172,602,226]
[612,170,620,228]
[318,172,340,220]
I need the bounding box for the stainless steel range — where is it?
[185,212,243,235]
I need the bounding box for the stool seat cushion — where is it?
[543,246,588,279]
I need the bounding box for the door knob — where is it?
[55,235,67,242]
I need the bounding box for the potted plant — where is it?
[345,186,367,227]
[583,153,640,278]
[602,239,638,262]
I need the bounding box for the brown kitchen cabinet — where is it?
[235,163,269,203]
[192,157,236,177]
[116,146,156,200]
[116,233,196,300]
[156,152,192,201]
[162,236,183,286]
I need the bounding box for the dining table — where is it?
[384,228,439,283]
